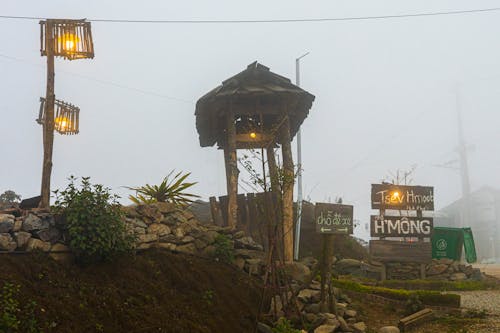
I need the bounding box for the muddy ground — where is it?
[0,249,262,333]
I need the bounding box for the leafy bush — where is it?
[272,318,301,333]
[213,234,234,264]
[0,283,40,333]
[53,176,134,264]
[127,170,199,206]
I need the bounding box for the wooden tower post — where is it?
[281,116,294,262]
[224,107,238,229]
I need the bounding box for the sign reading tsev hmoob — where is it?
[371,184,434,211]
[315,203,353,234]
[370,215,433,238]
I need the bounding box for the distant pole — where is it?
[455,87,471,227]
[40,20,55,208]
[294,52,309,260]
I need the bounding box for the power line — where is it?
[0,53,192,104]
[0,7,499,24]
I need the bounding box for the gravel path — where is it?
[454,290,500,333]
[455,290,500,314]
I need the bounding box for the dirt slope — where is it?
[0,249,262,333]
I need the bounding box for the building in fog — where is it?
[436,187,500,263]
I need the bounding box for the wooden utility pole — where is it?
[224,106,238,229]
[280,115,294,262]
[40,20,55,209]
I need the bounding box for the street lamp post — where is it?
[38,19,94,208]
[294,52,309,261]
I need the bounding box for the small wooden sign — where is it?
[369,240,432,263]
[370,215,433,238]
[371,184,434,211]
[315,203,353,234]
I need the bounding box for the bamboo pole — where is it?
[280,115,294,262]
[224,105,238,230]
[40,21,55,209]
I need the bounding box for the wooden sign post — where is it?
[314,203,353,312]
[369,184,434,280]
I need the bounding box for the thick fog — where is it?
[1,0,499,240]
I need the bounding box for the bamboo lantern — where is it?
[40,19,94,60]
[37,97,80,135]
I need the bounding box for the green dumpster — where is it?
[432,227,477,263]
[432,227,463,261]
[462,227,477,263]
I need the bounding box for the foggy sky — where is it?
[1,0,499,239]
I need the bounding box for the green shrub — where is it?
[53,176,134,264]
[272,318,301,333]
[213,234,234,264]
[0,283,40,333]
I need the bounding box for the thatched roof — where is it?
[195,62,315,148]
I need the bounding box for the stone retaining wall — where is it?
[333,258,483,281]
[0,204,267,275]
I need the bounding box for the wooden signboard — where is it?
[315,203,353,234]
[370,215,433,238]
[371,184,434,211]
[370,240,432,263]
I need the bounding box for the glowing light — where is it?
[249,132,257,139]
[58,33,80,52]
[391,191,400,200]
[55,116,71,132]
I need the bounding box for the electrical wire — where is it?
[0,7,499,24]
[0,53,192,104]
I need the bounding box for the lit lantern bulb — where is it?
[55,117,70,131]
[58,33,79,52]
[391,191,400,200]
[65,40,75,51]
[249,132,257,139]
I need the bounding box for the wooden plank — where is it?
[370,215,433,238]
[370,240,432,263]
[315,203,353,235]
[398,308,433,332]
[371,184,434,211]
[209,196,223,226]
[218,195,229,227]
[237,194,247,232]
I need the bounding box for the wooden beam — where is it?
[224,106,238,230]
[280,115,294,262]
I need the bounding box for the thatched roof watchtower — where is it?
[195,62,314,262]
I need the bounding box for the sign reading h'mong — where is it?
[370,216,433,238]
[371,184,434,211]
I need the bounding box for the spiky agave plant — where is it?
[127,170,200,206]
